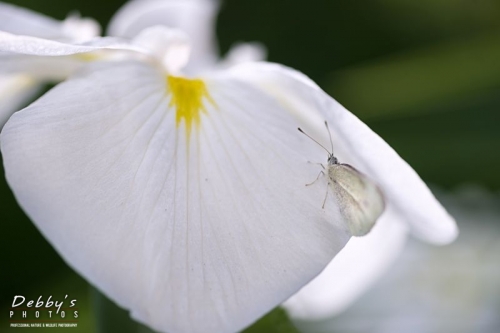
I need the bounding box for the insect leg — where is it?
[307,161,325,170]
[321,182,329,209]
[306,171,325,186]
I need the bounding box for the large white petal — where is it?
[224,62,458,245]
[108,0,219,73]
[0,31,146,79]
[283,208,409,320]
[0,31,142,56]
[1,61,350,333]
[0,74,41,126]
[0,2,100,42]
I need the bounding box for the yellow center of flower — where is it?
[166,76,214,136]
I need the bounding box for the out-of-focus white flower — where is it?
[0,1,457,333]
[292,185,498,333]
[0,2,102,125]
[108,0,219,73]
[108,0,267,72]
[0,2,100,42]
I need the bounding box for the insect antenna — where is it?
[324,121,334,156]
[297,127,331,155]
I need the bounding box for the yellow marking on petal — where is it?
[73,52,102,62]
[1,75,36,100]
[166,75,215,137]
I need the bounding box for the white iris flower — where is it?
[0,1,458,333]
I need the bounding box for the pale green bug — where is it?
[298,121,385,236]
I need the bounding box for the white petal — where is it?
[219,42,267,68]
[108,0,219,72]
[224,62,458,245]
[0,31,141,56]
[0,2,100,42]
[0,54,88,81]
[1,61,351,333]
[283,207,408,320]
[0,74,41,126]
[132,26,190,74]
[60,13,101,43]
[0,31,147,80]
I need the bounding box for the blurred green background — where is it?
[1,0,499,332]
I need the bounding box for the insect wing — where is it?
[329,164,385,236]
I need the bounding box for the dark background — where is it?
[1,0,499,331]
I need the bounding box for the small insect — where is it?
[298,121,385,236]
